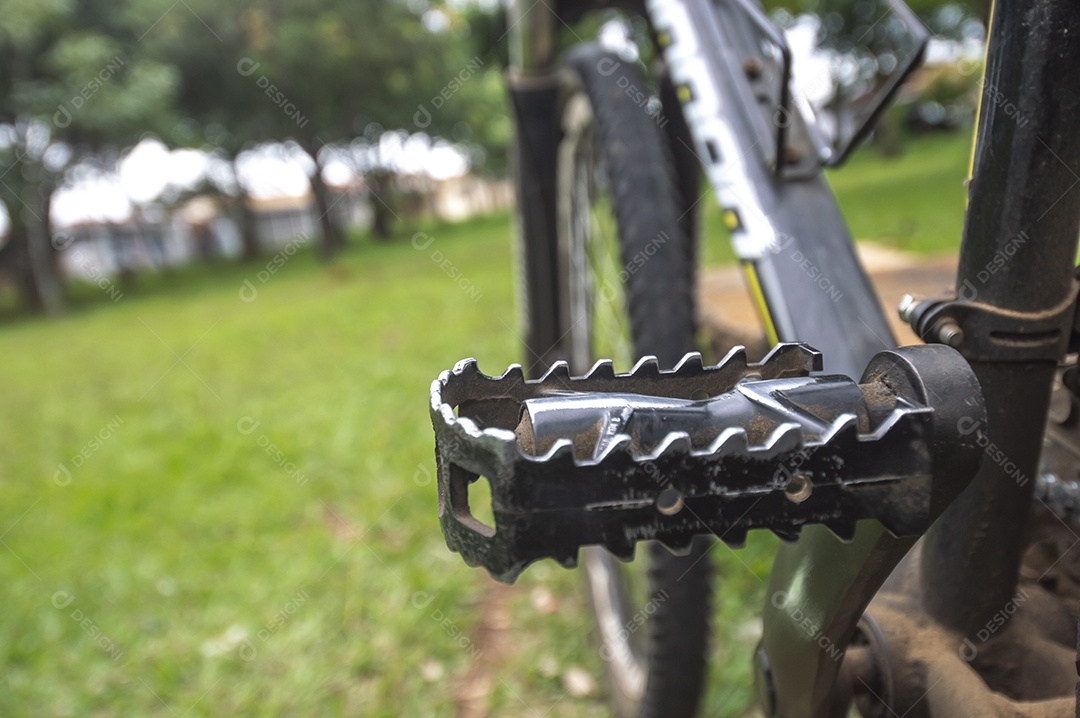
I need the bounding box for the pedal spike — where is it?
[705,427,750,456]
[673,352,705,376]
[772,526,802,542]
[759,343,822,376]
[645,432,693,461]
[658,535,694,556]
[584,359,616,380]
[455,416,482,438]
[539,361,571,382]
[826,517,858,541]
[761,422,804,456]
[629,355,661,377]
[719,526,748,548]
[537,438,576,464]
[452,357,480,377]
[607,537,636,562]
[868,405,928,440]
[594,434,633,463]
[819,413,861,445]
[715,345,749,372]
[554,548,580,570]
[497,364,525,383]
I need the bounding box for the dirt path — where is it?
[697,244,957,348]
[452,578,517,718]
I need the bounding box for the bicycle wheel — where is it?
[555,44,712,718]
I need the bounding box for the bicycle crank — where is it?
[429,344,985,583]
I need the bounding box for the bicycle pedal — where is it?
[429,343,985,583]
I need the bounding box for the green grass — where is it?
[0,213,774,717]
[0,130,973,716]
[827,132,973,254]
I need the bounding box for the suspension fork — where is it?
[505,1,562,373]
[503,0,680,373]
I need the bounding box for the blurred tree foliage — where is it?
[0,0,510,313]
[764,0,989,31]
[148,0,508,254]
[0,0,178,313]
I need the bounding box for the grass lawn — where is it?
[826,132,972,254]
[0,130,972,716]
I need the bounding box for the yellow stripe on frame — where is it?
[967,0,994,198]
[742,261,779,346]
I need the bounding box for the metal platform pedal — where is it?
[429,343,985,583]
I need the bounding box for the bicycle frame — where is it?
[504,0,1080,714]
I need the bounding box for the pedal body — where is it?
[430,344,985,583]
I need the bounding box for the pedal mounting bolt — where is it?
[898,294,920,324]
[936,320,965,348]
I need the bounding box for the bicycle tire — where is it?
[554,44,712,718]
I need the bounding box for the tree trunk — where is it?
[368,170,393,241]
[301,143,343,261]
[230,155,262,261]
[6,220,63,314]
[5,222,43,313]
[28,187,64,314]
[2,165,64,315]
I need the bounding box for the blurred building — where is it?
[19,171,512,285]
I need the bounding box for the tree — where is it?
[0,0,178,313]
[764,0,988,28]
[151,0,467,257]
[135,1,277,260]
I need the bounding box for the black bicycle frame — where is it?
[761,0,1080,714]
[505,0,1080,715]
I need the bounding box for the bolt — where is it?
[784,474,812,503]
[937,320,965,348]
[897,294,921,324]
[656,488,684,516]
[743,58,764,79]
